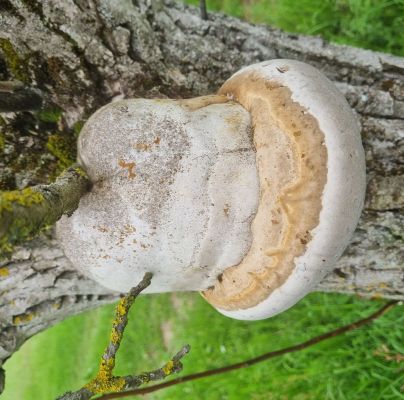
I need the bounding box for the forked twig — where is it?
[97,300,399,399]
[57,273,190,400]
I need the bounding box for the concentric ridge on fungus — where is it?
[203,74,328,311]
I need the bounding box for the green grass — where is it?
[2,292,403,399]
[185,0,404,56]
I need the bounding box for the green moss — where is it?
[0,188,45,258]
[73,165,87,178]
[0,38,30,82]
[37,108,63,124]
[46,134,76,173]
[73,120,85,137]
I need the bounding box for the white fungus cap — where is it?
[57,95,260,294]
[56,60,366,321]
[203,59,366,320]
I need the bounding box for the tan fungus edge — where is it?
[177,94,229,110]
[202,72,328,311]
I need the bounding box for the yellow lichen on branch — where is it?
[110,329,120,345]
[57,273,190,400]
[83,275,152,396]
[0,164,91,259]
[0,187,44,211]
[162,360,175,375]
[83,277,149,395]
[85,358,126,394]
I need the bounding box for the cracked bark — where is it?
[0,0,403,392]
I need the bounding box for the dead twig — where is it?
[200,0,208,20]
[97,300,399,399]
[56,273,190,400]
[0,80,43,112]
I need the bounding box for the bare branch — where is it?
[200,0,208,20]
[0,80,43,112]
[0,368,4,394]
[56,273,190,400]
[95,272,154,376]
[57,388,93,400]
[97,300,400,399]
[0,164,91,258]
[120,345,190,390]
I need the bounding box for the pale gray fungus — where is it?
[57,60,366,320]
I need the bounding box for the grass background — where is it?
[3,293,404,399]
[2,1,404,399]
[186,0,404,56]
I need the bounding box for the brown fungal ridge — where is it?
[202,71,328,311]
[118,159,136,178]
[177,94,229,111]
[134,137,161,152]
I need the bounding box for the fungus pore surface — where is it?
[202,71,328,311]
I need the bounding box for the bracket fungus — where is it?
[57,59,366,320]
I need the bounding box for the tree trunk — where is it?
[0,0,403,388]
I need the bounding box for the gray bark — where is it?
[0,0,403,390]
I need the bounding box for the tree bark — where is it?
[0,0,403,388]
